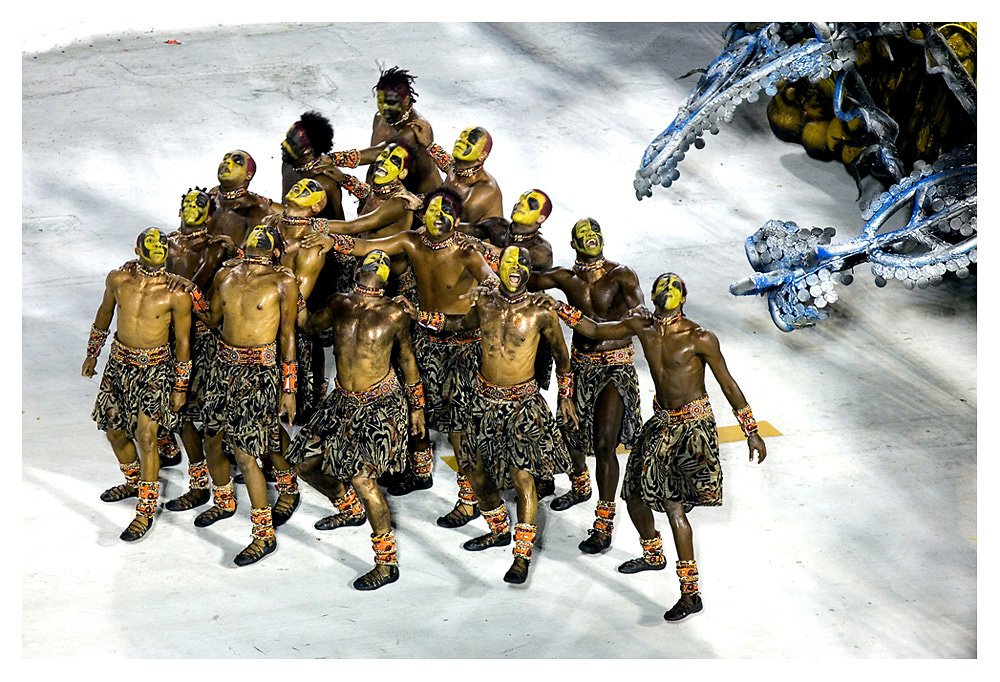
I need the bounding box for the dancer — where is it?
[210,149,280,246]
[280,110,346,220]
[287,250,425,590]
[443,126,504,226]
[304,187,499,528]
[530,217,644,553]
[410,244,577,584]
[194,225,300,566]
[542,272,767,620]
[84,227,192,541]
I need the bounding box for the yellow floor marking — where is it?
[437,423,781,468]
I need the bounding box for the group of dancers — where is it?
[83,66,767,621]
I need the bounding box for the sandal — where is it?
[353,565,400,591]
[313,512,366,531]
[194,504,237,528]
[100,483,137,503]
[617,555,667,574]
[119,515,152,542]
[503,556,531,584]
[233,537,276,566]
[165,489,210,512]
[550,487,592,511]
[663,594,703,621]
[436,502,480,528]
[271,493,300,527]
[578,529,612,554]
[462,531,511,552]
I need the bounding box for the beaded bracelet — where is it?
[405,382,426,410]
[556,303,583,328]
[189,286,209,312]
[481,278,500,293]
[418,310,446,332]
[733,404,758,437]
[332,149,360,168]
[173,360,192,391]
[341,175,372,201]
[87,325,110,358]
[557,372,574,399]
[297,293,307,313]
[426,142,453,171]
[281,361,298,393]
[483,247,500,273]
[328,233,356,256]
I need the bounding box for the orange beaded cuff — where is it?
[372,531,398,566]
[173,360,192,391]
[332,149,360,168]
[250,506,274,539]
[87,324,110,357]
[513,523,537,560]
[733,404,758,437]
[281,361,297,393]
[426,142,453,171]
[556,303,583,328]
[557,372,573,399]
[341,174,371,201]
[189,286,209,312]
[405,381,425,410]
[418,310,446,332]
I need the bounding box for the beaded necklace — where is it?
[219,186,248,200]
[138,264,165,278]
[293,157,324,174]
[241,255,274,267]
[573,258,607,273]
[509,230,537,243]
[354,284,384,297]
[502,289,529,305]
[654,310,682,326]
[454,163,483,178]
[420,231,455,250]
[177,228,209,239]
[372,180,402,196]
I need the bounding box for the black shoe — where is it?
[377,470,406,489]
[550,487,591,511]
[234,537,276,567]
[120,516,152,542]
[194,504,237,528]
[436,502,480,528]
[271,493,300,527]
[386,473,432,496]
[159,451,182,468]
[578,529,612,554]
[100,483,137,503]
[534,476,555,499]
[663,594,703,621]
[617,556,667,574]
[462,531,511,551]
[503,556,531,584]
[353,565,400,591]
[314,512,367,531]
[165,488,211,512]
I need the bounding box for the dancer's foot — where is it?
[386,473,432,496]
[663,594,703,621]
[194,504,237,528]
[165,488,210,512]
[462,531,511,551]
[313,512,367,531]
[271,492,300,527]
[503,556,530,584]
[234,537,276,567]
[578,529,612,554]
[550,487,591,511]
[436,502,480,528]
[100,483,137,503]
[617,555,667,574]
[119,515,152,542]
[353,564,400,591]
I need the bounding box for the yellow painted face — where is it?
[376,88,408,124]
[498,246,530,294]
[652,274,685,311]
[180,190,211,227]
[571,218,603,257]
[285,179,326,209]
[139,228,168,266]
[452,126,488,162]
[511,190,548,225]
[373,145,409,186]
[245,225,276,251]
[360,250,391,284]
[423,195,457,238]
[218,151,250,184]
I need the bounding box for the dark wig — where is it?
[296,111,334,154]
[373,66,418,101]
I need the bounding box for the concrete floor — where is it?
[21,21,977,661]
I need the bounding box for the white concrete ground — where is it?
[21,19,977,663]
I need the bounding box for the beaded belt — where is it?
[418,326,481,345]
[476,374,538,402]
[216,339,278,366]
[110,338,172,366]
[572,342,634,367]
[335,371,399,406]
[652,395,712,423]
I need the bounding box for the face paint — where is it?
[218,151,249,184]
[453,127,488,162]
[285,179,326,209]
[511,190,548,225]
[139,228,168,266]
[360,250,391,284]
[180,190,211,227]
[571,218,604,257]
[376,88,408,125]
[499,246,530,294]
[373,145,409,186]
[423,195,457,238]
[245,225,277,252]
[652,274,685,311]
[280,125,308,164]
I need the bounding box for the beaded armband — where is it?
[733,404,758,437]
[405,382,426,410]
[483,247,501,273]
[87,325,110,357]
[481,278,500,293]
[327,233,356,256]
[332,149,360,168]
[418,310,446,332]
[426,142,453,171]
[173,360,192,391]
[557,372,574,399]
[556,303,583,328]
[297,293,307,313]
[282,361,298,393]
[340,174,372,202]
[189,286,209,313]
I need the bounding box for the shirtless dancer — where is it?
[411,245,578,584]
[329,66,447,194]
[544,273,767,620]
[476,189,555,274]
[287,250,425,590]
[84,227,192,541]
[194,225,300,566]
[211,149,281,247]
[280,111,345,220]
[531,218,645,554]
[304,187,500,528]
[440,126,504,227]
